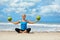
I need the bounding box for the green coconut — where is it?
[8,16,12,21]
[36,16,41,21]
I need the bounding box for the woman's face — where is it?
[22,14,26,19]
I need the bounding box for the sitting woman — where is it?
[10,14,34,33]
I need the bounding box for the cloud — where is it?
[53,0,60,5]
[2,7,27,14]
[19,0,41,2]
[1,0,60,17]
[39,4,60,16]
[9,2,35,8]
[0,0,8,5]
[1,0,41,15]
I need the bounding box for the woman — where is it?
[10,14,34,33]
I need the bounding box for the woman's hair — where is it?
[22,14,26,16]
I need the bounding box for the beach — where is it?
[0,32,60,40]
[0,23,60,40]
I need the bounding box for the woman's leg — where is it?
[23,30,28,33]
[26,28,31,33]
[15,28,23,33]
[22,28,31,33]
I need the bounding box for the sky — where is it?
[0,0,60,23]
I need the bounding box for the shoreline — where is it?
[0,31,60,32]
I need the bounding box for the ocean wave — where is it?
[0,23,60,32]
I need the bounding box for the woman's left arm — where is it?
[27,21,35,24]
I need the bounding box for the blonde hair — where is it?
[22,14,26,16]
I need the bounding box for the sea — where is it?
[0,23,60,32]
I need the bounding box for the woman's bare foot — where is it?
[19,31,23,33]
[19,30,28,33]
[23,30,28,33]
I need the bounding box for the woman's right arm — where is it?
[9,21,20,24]
[11,21,20,24]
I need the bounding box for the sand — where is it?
[0,32,60,40]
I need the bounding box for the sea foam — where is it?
[0,23,60,32]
